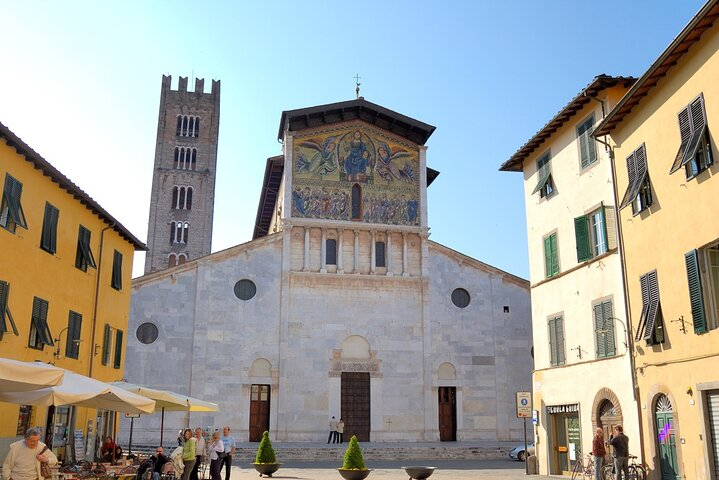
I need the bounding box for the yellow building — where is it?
[0,121,146,461]
[594,1,719,478]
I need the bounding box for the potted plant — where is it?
[252,431,281,477]
[338,435,370,480]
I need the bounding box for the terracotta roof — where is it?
[278,97,436,145]
[499,75,636,172]
[0,121,147,250]
[594,0,719,137]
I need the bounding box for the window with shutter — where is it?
[29,297,53,350]
[548,316,565,366]
[544,232,559,278]
[574,216,592,262]
[594,300,616,358]
[40,203,59,254]
[685,250,707,334]
[65,311,82,359]
[670,94,713,178]
[0,280,18,339]
[635,271,665,344]
[619,144,653,214]
[577,115,597,169]
[114,330,123,369]
[75,226,97,271]
[102,324,112,366]
[532,153,554,198]
[112,250,123,290]
[0,174,28,233]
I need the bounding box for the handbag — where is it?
[39,446,52,479]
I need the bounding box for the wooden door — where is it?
[341,372,370,442]
[438,387,456,441]
[249,385,270,442]
[655,395,680,480]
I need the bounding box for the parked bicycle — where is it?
[601,454,646,480]
[570,454,596,480]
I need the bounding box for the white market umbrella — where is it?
[0,358,64,392]
[0,370,156,414]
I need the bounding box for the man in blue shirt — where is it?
[220,427,236,480]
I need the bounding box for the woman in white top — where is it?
[208,431,224,480]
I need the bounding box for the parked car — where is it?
[508,442,535,461]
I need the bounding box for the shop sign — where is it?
[547,403,579,414]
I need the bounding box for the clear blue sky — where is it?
[1,1,706,279]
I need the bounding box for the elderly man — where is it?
[3,428,58,480]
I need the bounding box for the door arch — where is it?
[654,394,680,480]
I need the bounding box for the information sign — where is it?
[516,391,532,418]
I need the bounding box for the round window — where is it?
[136,322,159,344]
[234,279,257,301]
[451,288,471,308]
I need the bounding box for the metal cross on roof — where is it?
[354,74,361,99]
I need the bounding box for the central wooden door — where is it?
[655,394,680,480]
[341,372,370,441]
[438,387,456,441]
[249,384,270,442]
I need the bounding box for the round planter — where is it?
[337,468,371,480]
[253,463,281,477]
[401,466,436,480]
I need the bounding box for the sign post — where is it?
[516,391,532,475]
[125,413,141,456]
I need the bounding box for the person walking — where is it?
[609,425,630,480]
[180,429,196,480]
[220,427,236,480]
[208,432,224,480]
[2,427,58,480]
[591,428,606,480]
[190,428,206,480]
[336,419,345,444]
[328,416,338,444]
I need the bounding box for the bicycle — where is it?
[601,454,646,480]
[571,454,596,480]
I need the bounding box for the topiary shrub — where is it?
[254,431,277,464]
[341,435,367,470]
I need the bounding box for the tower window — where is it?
[170,221,190,244]
[171,186,193,210]
[174,147,197,170]
[176,115,201,137]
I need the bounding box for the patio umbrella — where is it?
[0,369,156,414]
[0,358,64,392]
[111,382,218,445]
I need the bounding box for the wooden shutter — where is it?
[102,324,111,365]
[41,203,59,253]
[31,298,52,346]
[112,250,123,290]
[3,175,28,229]
[594,303,606,358]
[604,206,618,250]
[556,317,565,365]
[670,107,692,173]
[603,301,616,356]
[545,234,559,277]
[574,215,592,262]
[635,274,651,341]
[578,117,596,168]
[644,271,662,342]
[114,330,123,368]
[684,97,708,164]
[548,318,558,366]
[619,151,638,209]
[685,250,707,334]
[66,311,82,359]
[0,281,8,334]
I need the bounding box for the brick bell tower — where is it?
[144,75,220,274]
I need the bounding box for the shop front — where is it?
[547,403,581,475]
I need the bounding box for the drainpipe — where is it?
[88,223,115,378]
[587,93,647,461]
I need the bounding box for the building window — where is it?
[577,115,597,169]
[619,144,653,215]
[65,311,82,359]
[174,147,197,170]
[111,250,123,290]
[171,186,193,210]
[29,297,53,350]
[574,205,617,262]
[544,232,559,278]
[548,316,566,366]
[102,324,112,366]
[176,115,200,137]
[170,221,189,244]
[75,225,97,272]
[635,270,665,345]
[375,241,386,267]
[532,152,554,198]
[326,239,337,265]
[593,300,616,358]
[0,280,18,340]
[451,288,471,308]
[178,253,187,265]
[670,94,713,179]
[685,245,719,334]
[136,322,159,345]
[351,184,362,220]
[113,329,123,369]
[234,279,257,301]
[40,203,59,254]
[0,174,28,233]
[16,405,32,436]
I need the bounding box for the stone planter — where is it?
[337,468,371,480]
[401,466,436,479]
[253,463,281,477]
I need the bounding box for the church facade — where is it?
[122,98,532,444]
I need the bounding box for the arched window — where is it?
[177,253,187,265]
[173,147,179,169]
[191,148,197,170]
[186,187,193,210]
[188,117,195,137]
[182,116,189,136]
[176,116,182,136]
[178,187,186,209]
[194,118,200,137]
[182,222,189,244]
[171,186,179,209]
[352,184,362,220]
[168,253,177,268]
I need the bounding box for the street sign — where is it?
[516,391,532,418]
[125,413,141,418]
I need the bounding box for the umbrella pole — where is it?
[160,407,165,447]
[128,417,134,456]
[112,413,118,464]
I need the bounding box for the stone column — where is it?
[337,229,344,274]
[370,230,376,274]
[320,228,327,274]
[353,229,359,274]
[402,232,409,276]
[303,227,310,272]
[386,231,393,276]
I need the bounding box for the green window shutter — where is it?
[550,234,559,276]
[548,318,558,366]
[670,107,691,174]
[31,298,52,347]
[0,280,8,336]
[66,312,82,359]
[40,203,59,253]
[544,236,552,278]
[603,301,616,356]
[114,330,123,369]
[102,324,111,365]
[685,250,707,334]
[578,117,596,168]
[555,317,565,365]
[574,215,592,262]
[594,303,606,358]
[112,250,123,290]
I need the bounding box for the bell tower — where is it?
[144,75,221,274]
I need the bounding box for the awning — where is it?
[0,358,64,392]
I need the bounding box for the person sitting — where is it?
[151,447,170,480]
[101,436,120,462]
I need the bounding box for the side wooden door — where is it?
[438,387,456,441]
[249,384,270,442]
